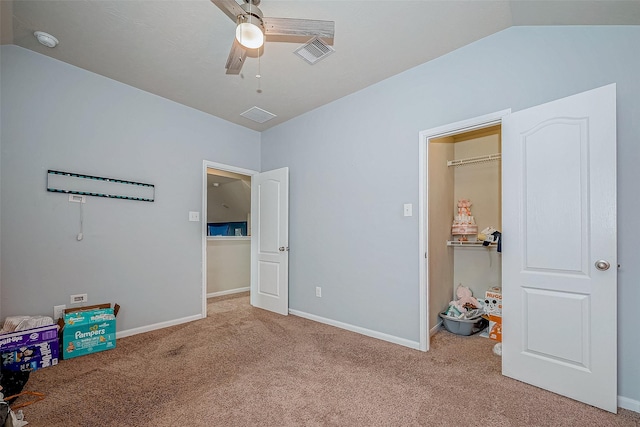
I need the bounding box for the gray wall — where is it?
[207,180,251,224]
[261,26,640,402]
[0,45,260,330]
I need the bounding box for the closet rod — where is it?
[447,153,501,167]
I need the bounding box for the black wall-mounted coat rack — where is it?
[47,170,155,202]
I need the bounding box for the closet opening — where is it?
[427,124,502,344]
[418,109,510,352]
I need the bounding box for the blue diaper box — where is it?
[0,324,59,372]
[62,308,116,359]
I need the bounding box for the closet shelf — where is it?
[447,153,501,167]
[447,240,497,248]
[207,236,251,241]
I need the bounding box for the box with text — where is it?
[484,288,502,317]
[0,324,59,371]
[62,308,116,359]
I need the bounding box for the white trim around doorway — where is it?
[417,109,511,351]
[201,160,258,319]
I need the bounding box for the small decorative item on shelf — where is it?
[478,226,502,252]
[451,199,478,241]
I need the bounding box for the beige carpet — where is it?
[13,293,640,426]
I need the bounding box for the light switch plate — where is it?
[189,211,200,222]
[403,203,413,217]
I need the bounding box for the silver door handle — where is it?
[595,260,610,271]
[279,246,289,252]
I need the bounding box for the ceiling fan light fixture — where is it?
[236,16,264,49]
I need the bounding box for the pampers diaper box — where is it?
[0,324,59,371]
[62,307,116,359]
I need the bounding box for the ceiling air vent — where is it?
[240,106,277,124]
[294,37,335,65]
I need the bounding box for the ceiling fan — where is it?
[211,0,335,74]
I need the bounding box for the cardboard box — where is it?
[60,303,119,360]
[487,314,502,342]
[0,324,59,371]
[484,287,502,317]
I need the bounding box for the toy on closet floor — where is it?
[444,285,482,319]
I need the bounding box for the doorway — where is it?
[201,161,258,317]
[418,109,510,351]
[426,123,502,340]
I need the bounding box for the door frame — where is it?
[417,109,511,351]
[201,160,258,318]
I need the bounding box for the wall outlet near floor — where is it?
[70,293,88,304]
[53,304,66,320]
[315,286,322,298]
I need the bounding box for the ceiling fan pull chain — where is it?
[257,44,261,79]
[256,46,262,93]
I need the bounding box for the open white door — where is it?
[250,167,289,315]
[502,84,617,412]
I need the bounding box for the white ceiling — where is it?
[2,1,639,131]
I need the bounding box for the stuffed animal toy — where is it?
[449,284,480,312]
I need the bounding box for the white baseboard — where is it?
[289,309,421,350]
[618,395,640,413]
[207,287,250,299]
[430,321,442,336]
[115,314,203,340]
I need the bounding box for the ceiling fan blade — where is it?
[263,17,335,45]
[225,38,247,74]
[210,0,245,23]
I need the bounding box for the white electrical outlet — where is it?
[70,293,88,304]
[315,286,322,298]
[68,194,86,203]
[53,304,66,320]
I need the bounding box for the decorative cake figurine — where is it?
[451,199,478,241]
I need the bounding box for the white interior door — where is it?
[250,167,289,315]
[502,84,617,412]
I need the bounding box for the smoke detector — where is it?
[34,31,59,48]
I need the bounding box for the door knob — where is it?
[595,260,610,271]
[279,246,289,252]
